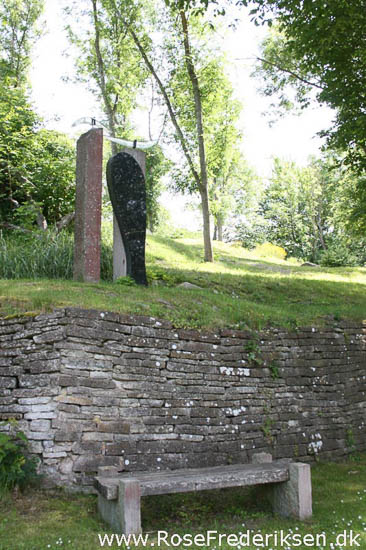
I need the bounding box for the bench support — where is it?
[118,479,142,534]
[272,463,312,520]
[98,479,141,534]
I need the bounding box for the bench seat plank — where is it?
[95,462,289,501]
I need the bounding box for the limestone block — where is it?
[33,330,64,344]
[43,451,67,459]
[0,377,16,388]
[30,419,51,431]
[272,462,312,520]
[24,412,57,420]
[59,457,74,475]
[18,374,50,388]
[97,421,130,434]
[73,455,124,473]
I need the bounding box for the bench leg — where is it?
[118,479,142,535]
[272,463,312,520]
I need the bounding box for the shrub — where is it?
[114,276,137,287]
[0,421,39,492]
[146,265,180,286]
[253,242,287,260]
[230,217,268,250]
[319,243,358,267]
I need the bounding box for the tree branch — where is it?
[256,56,325,90]
[91,0,117,140]
[180,9,208,195]
[56,212,75,234]
[128,27,201,188]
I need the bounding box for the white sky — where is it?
[29,0,334,229]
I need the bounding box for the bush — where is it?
[0,421,39,492]
[146,265,181,286]
[253,242,287,260]
[230,217,268,250]
[319,243,359,267]
[114,276,137,287]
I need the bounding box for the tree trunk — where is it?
[91,0,119,154]
[180,10,213,262]
[316,214,327,250]
[200,187,213,262]
[129,28,200,186]
[213,224,217,240]
[36,210,48,231]
[217,217,223,241]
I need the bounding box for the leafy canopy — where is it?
[167,0,366,174]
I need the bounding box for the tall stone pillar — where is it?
[113,148,146,281]
[73,128,103,283]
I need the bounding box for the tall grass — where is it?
[0,231,113,280]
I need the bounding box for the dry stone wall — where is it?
[0,307,365,490]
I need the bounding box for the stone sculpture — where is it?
[107,151,148,286]
[73,128,103,283]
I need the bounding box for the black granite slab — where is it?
[107,152,148,285]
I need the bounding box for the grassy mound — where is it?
[0,230,365,330]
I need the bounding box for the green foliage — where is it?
[0,1,75,230]
[0,82,76,228]
[0,231,113,281]
[261,157,325,261]
[64,0,149,142]
[256,156,366,265]
[348,177,366,236]
[253,28,314,121]
[231,154,365,263]
[319,243,359,268]
[29,130,76,225]
[268,362,280,379]
[167,0,366,175]
[345,428,356,453]
[244,339,263,365]
[253,242,286,260]
[65,0,167,236]
[146,265,181,286]
[0,421,39,492]
[244,339,259,353]
[114,276,137,287]
[1,233,366,330]
[260,416,274,444]
[0,81,38,222]
[232,214,268,250]
[250,0,366,175]
[0,0,44,85]
[0,232,73,279]
[145,145,171,232]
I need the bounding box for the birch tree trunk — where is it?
[180,9,213,262]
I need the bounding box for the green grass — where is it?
[0,456,365,549]
[0,229,366,330]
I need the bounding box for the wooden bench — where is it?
[95,456,312,534]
